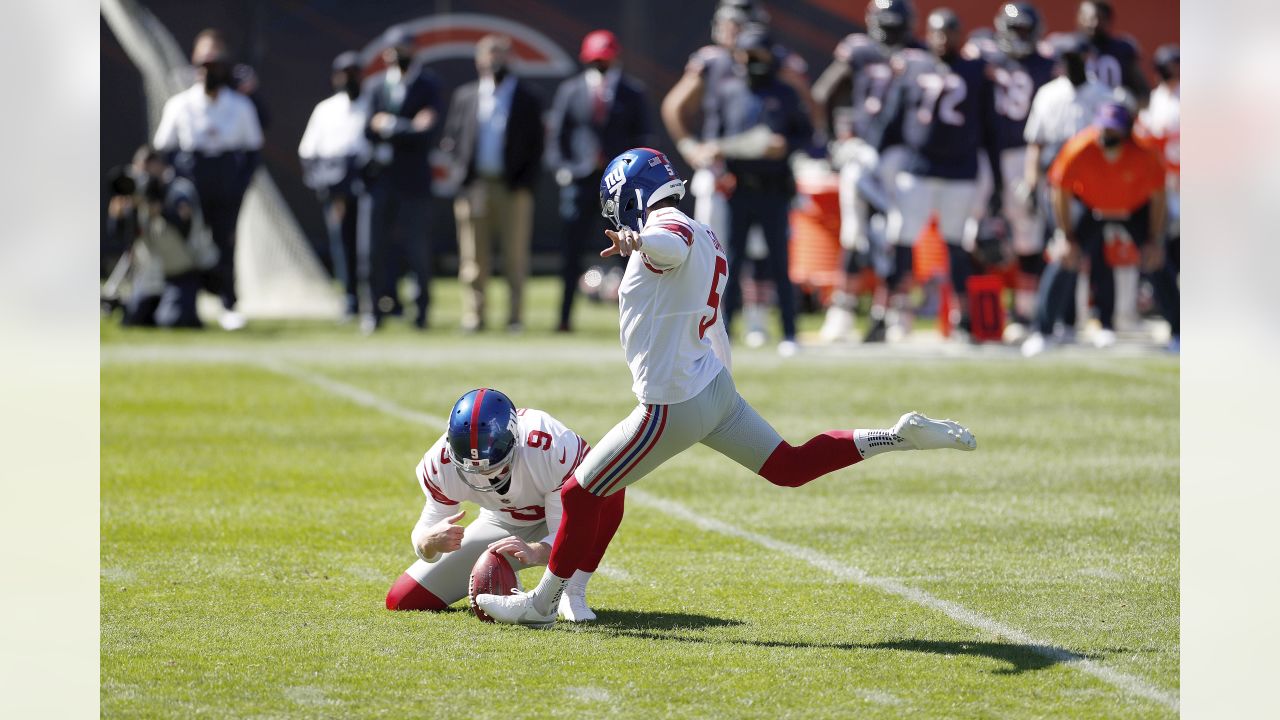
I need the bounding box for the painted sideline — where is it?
[257,360,1179,713]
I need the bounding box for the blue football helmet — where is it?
[446,388,519,492]
[599,147,686,232]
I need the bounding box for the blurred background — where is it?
[99,0,1180,352]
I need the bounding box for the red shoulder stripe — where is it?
[422,472,459,506]
[641,255,670,274]
[657,222,694,247]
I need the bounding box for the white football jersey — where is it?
[414,409,588,536]
[618,206,731,405]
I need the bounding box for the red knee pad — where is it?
[385,572,447,611]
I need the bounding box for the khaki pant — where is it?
[454,178,532,329]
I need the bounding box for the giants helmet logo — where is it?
[603,164,627,196]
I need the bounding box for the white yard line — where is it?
[254,359,445,427]
[252,359,1177,712]
[627,490,1178,712]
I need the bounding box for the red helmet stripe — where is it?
[469,388,488,459]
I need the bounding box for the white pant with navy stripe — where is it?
[577,368,785,497]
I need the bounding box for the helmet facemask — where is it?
[451,451,514,493]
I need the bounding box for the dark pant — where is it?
[359,181,432,324]
[723,185,797,341]
[557,176,609,329]
[324,192,360,316]
[188,154,249,311]
[1034,204,1179,336]
[124,272,202,329]
[947,242,976,328]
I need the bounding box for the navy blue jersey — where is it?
[1087,33,1146,98]
[968,36,1056,153]
[833,33,895,139]
[879,48,994,180]
[686,45,738,141]
[1044,30,1149,101]
[706,75,812,179]
[830,34,927,144]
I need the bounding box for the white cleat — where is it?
[1021,331,1048,358]
[218,310,246,331]
[819,306,854,343]
[777,339,799,358]
[558,585,597,623]
[893,411,977,451]
[1092,328,1117,349]
[475,590,557,628]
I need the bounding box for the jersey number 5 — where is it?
[698,255,730,339]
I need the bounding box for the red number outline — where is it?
[698,255,729,339]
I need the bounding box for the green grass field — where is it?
[101,278,1179,718]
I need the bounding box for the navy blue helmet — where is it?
[866,0,914,47]
[995,3,1042,58]
[599,148,686,232]
[446,388,519,492]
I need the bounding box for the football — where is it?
[468,550,522,622]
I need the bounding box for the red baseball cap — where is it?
[580,30,619,63]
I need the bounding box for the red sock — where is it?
[547,476,605,578]
[758,431,863,488]
[385,572,448,611]
[580,488,625,572]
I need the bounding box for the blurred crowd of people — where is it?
[103,0,1178,355]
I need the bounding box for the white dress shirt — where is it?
[153,84,263,155]
[298,92,369,161]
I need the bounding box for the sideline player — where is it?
[812,0,920,342]
[477,148,976,627]
[869,8,994,340]
[664,0,814,239]
[966,3,1056,323]
[385,389,620,622]
[1074,0,1147,104]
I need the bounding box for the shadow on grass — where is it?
[846,639,1107,675]
[586,609,745,632]
[575,615,1112,676]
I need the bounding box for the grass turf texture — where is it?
[102,277,1178,718]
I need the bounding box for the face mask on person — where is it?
[394,50,413,72]
[1064,54,1088,86]
[588,60,610,75]
[343,75,362,100]
[490,63,510,83]
[1100,133,1125,149]
[745,55,776,88]
[202,62,230,92]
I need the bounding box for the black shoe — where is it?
[863,318,887,343]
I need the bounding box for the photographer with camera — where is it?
[105,146,217,328]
